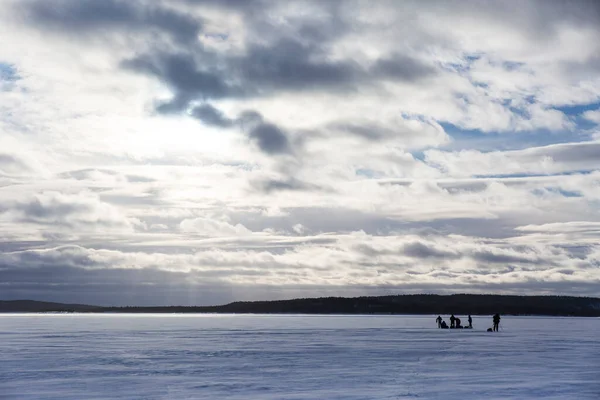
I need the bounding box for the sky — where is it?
[1,0,600,306]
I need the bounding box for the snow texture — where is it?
[0,314,598,399]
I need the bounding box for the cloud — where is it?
[0,153,32,175]
[248,123,292,155]
[425,141,600,177]
[122,52,240,109]
[22,0,203,43]
[370,53,437,81]
[1,231,599,305]
[583,109,600,125]
[327,117,450,149]
[516,221,600,234]
[402,241,461,259]
[188,105,296,157]
[190,103,234,127]
[1,191,134,231]
[179,216,252,236]
[252,177,324,193]
[121,39,438,117]
[471,249,546,265]
[239,39,361,91]
[2,0,600,304]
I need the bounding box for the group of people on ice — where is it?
[435,313,501,331]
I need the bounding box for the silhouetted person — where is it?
[441,320,449,329]
[450,314,456,328]
[436,315,442,328]
[468,315,473,328]
[492,313,501,331]
[456,317,462,328]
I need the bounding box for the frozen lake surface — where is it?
[0,314,598,399]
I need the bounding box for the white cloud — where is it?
[292,223,306,234]
[425,141,600,177]
[0,191,135,231]
[516,221,600,234]
[583,109,600,125]
[180,217,252,237]
[0,0,600,303]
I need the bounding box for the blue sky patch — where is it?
[531,187,583,198]
[0,63,19,82]
[0,62,20,91]
[553,102,600,117]
[474,170,595,180]
[438,122,590,153]
[551,102,600,132]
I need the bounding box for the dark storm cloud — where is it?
[122,52,241,110]
[3,193,129,228]
[402,242,462,259]
[23,0,202,43]
[471,250,548,265]
[190,103,234,127]
[180,104,296,157]
[124,43,437,113]
[21,0,439,119]
[352,244,398,257]
[0,246,274,306]
[248,123,292,155]
[183,105,296,157]
[3,261,597,306]
[237,110,264,125]
[254,177,323,193]
[237,39,361,92]
[184,0,265,11]
[439,181,489,194]
[111,3,434,113]
[330,122,394,141]
[120,39,367,112]
[0,263,226,306]
[0,242,596,306]
[18,198,86,223]
[154,95,197,114]
[371,54,437,81]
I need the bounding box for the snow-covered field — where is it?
[0,314,598,399]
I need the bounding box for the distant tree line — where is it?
[4,294,599,316]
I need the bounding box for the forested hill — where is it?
[106,294,600,316]
[3,294,599,316]
[0,300,102,313]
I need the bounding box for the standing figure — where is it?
[450,314,456,329]
[492,313,501,332]
[468,315,473,328]
[436,315,442,328]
